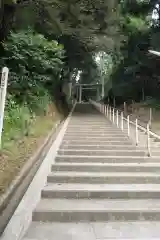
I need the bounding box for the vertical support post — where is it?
[110,107,111,120]
[121,112,124,130]
[124,102,127,116]
[132,100,134,113]
[96,87,99,101]
[116,110,119,127]
[104,105,106,115]
[107,105,109,117]
[113,97,116,108]
[113,108,115,123]
[147,123,151,157]
[136,118,138,146]
[142,87,145,101]
[68,82,72,100]
[149,108,152,127]
[79,85,82,103]
[127,115,130,137]
[0,67,9,149]
[101,53,104,99]
[101,80,104,99]
[76,86,78,101]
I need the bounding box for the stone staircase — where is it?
[23,103,160,239]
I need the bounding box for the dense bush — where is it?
[0,29,65,145]
[1,29,65,106]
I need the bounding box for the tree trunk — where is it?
[0,2,15,42]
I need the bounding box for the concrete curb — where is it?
[0,103,75,240]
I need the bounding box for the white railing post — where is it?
[136,118,138,146]
[121,112,124,131]
[127,115,130,136]
[107,105,109,117]
[147,123,151,157]
[114,97,116,108]
[116,110,119,127]
[0,67,9,149]
[104,105,106,115]
[124,102,127,115]
[149,108,152,127]
[113,108,115,123]
[110,107,111,120]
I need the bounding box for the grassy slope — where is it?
[0,103,63,196]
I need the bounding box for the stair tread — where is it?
[43,183,160,191]
[23,103,160,238]
[53,162,160,167]
[23,221,160,239]
[49,171,160,177]
[34,198,160,211]
[56,154,157,159]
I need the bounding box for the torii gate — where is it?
[73,83,103,103]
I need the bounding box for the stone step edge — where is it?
[56,155,154,159]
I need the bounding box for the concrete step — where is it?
[66,126,118,129]
[23,221,160,239]
[63,136,130,141]
[67,127,114,130]
[47,172,160,184]
[67,125,112,128]
[66,127,117,130]
[67,127,117,131]
[58,149,145,156]
[32,198,160,222]
[55,155,157,163]
[59,145,136,150]
[64,133,126,138]
[149,151,160,156]
[42,183,160,199]
[65,131,124,134]
[52,162,160,172]
[61,140,133,145]
[22,103,160,239]
[68,122,109,125]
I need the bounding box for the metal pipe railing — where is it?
[89,99,154,157]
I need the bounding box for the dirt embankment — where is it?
[0,103,63,197]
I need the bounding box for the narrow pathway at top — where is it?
[23,103,160,240]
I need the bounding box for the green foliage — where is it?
[1,29,65,105]
[125,15,148,33]
[3,95,31,141]
[2,89,52,145]
[13,0,121,75]
[0,29,65,148]
[105,0,155,103]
